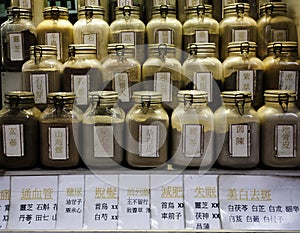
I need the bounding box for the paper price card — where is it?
[184,175,221,230]
[150,175,184,230]
[56,175,84,229]
[0,177,10,230]
[7,176,58,230]
[118,174,150,229]
[219,175,300,230]
[83,175,118,230]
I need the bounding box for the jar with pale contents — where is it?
[77,0,109,22]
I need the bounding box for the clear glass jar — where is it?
[171,90,214,168]
[257,90,300,168]
[22,45,63,111]
[223,0,259,20]
[37,6,74,63]
[1,7,37,71]
[214,91,260,169]
[77,0,109,22]
[263,42,300,107]
[73,6,109,61]
[257,2,297,59]
[62,44,103,111]
[219,3,257,61]
[82,91,125,168]
[39,92,82,168]
[110,6,145,64]
[126,91,169,168]
[0,91,41,169]
[183,4,219,58]
[223,41,264,109]
[142,44,183,112]
[144,0,176,23]
[182,43,223,109]
[110,0,144,23]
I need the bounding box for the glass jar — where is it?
[22,45,63,111]
[1,7,37,71]
[219,3,257,61]
[142,44,183,112]
[144,0,176,23]
[257,2,297,59]
[0,91,41,169]
[77,0,109,22]
[182,43,223,110]
[223,0,259,20]
[82,91,125,168]
[223,41,264,110]
[257,90,300,168]
[62,44,103,111]
[37,6,74,63]
[126,91,169,168]
[171,90,214,168]
[183,4,219,58]
[73,6,109,61]
[263,42,300,107]
[110,6,145,64]
[214,91,260,169]
[39,92,82,168]
[110,0,144,23]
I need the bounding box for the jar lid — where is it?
[177,90,208,103]
[260,2,287,14]
[89,91,119,104]
[267,41,298,54]
[8,7,32,15]
[132,91,162,104]
[187,43,216,55]
[29,45,57,56]
[68,44,97,56]
[152,5,176,15]
[108,44,135,57]
[224,3,250,14]
[115,5,140,16]
[43,6,69,17]
[264,90,296,102]
[185,4,213,15]
[78,5,105,16]
[221,91,252,103]
[227,41,257,53]
[5,91,34,102]
[47,92,76,103]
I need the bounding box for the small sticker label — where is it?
[272,29,287,42]
[275,125,296,158]
[120,32,135,45]
[8,33,23,61]
[154,72,172,102]
[2,124,24,157]
[187,0,200,7]
[195,30,209,43]
[229,124,250,158]
[49,127,69,160]
[83,33,97,46]
[86,0,100,5]
[19,0,31,8]
[46,32,61,60]
[30,74,48,104]
[153,0,167,5]
[183,124,204,158]
[279,71,298,94]
[156,30,173,44]
[193,72,213,102]
[232,29,248,42]
[118,0,133,6]
[139,125,159,158]
[71,75,89,105]
[237,70,255,99]
[94,126,114,158]
[114,73,130,102]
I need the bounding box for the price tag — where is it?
[0,177,10,230]
[7,176,58,230]
[83,175,118,230]
[150,175,184,230]
[118,174,150,229]
[184,175,221,230]
[56,175,84,229]
[219,175,300,230]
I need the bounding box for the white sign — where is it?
[154,72,172,102]
[71,75,89,106]
[114,73,130,102]
[139,125,159,158]
[94,126,114,158]
[46,33,61,60]
[237,70,255,99]
[193,72,213,102]
[8,33,23,61]
[229,124,250,158]
[2,124,24,157]
[0,177,10,230]
[49,127,69,160]
[30,74,48,104]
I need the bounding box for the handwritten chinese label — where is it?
[154,72,172,102]
[46,33,61,60]
[232,29,248,42]
[272,29,287,42]
[86,0,100,6]
[193,72,213,102]
[183,124,204,158]
[118,0,133,6]
[114,73,130,102]
[71,75,89,106]
[195,30,209,43]
[2,124,24,157]
[83,33,97,46]
[154,0,167,5]
[139,125,159,158]
[0,177,10,230]
[237,70,255,99]
[279,71,298,94]
[156,30,173,45]
[49,127,69,160]
[229,124,250,158]
[19,0,31,8]
[120,32,135,45]
[30,74,48,104]
[94,126,114,158]
[8,33,23,61]
[275,125,296,158]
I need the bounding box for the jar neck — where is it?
[44,13,68,20]
[228,51,257,57]
[12,14,31,22]
[9,102,35,110]
[69,53,97,59]
[136,102,163,112]
[152,12,177,19]
[224,10,250,18]
[178,101,208,109]
[115,13,140,20]
[30,54,57,63]
[186,12,212,20]
[189,52,216,58]
[79,13,104,20]
[224,101,252,115]
[265,101,296,111]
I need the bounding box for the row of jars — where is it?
[0,89,300,170]
[1,1,298,71]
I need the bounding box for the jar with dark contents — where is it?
[223,41,264,110]
[257,2,297,59]
[1,7,37,71]
[39,92,82,169]
[219,3,257,61]
[126,91,169,168]
[0,91,41,169]
[37,7,73,63]
[62,44,103,111]
[223,0,259,20]
[257,90,300,168]
[110,6,145,64]
[263,42,300,107]
[171,90,214,168]
[214,91,260,169]
[77,0,109,23]
[82,91,125,168]
[22,45,63,111]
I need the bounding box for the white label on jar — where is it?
[272,29,287,42]
[237,70,255,100]
[153,0,167,6]
[183,124,204,158]
[223,0,236,6]
[275,125,296,158]
[232,29,248,42]
[8,33,24,61]
[49,127,69,160]
[139,125,159,158]
[229,124,250,158]
[118,0,133,6]
[71,75,89,105]
[195,30,209,43]
[187,0,200,7]
[46,32,62,60]
[30,74,48,104]
[93,126,114,158]
[86,0,100,5]
[154,72,172,102]
[114,73,130,102]
[55,1,61,6]
[2,124,24,157]
[120,32,135,45]
[279,71,298,94]
[193,72,213,102]
[156,30,173,44]
[19,0,31,8]
[83,33,97,46]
